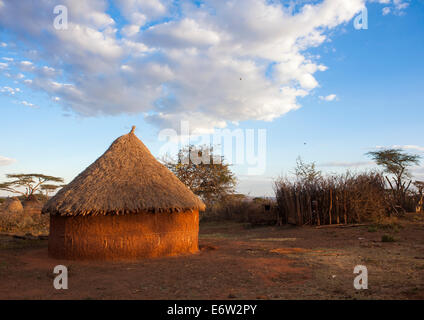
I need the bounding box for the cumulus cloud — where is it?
[0,0,392,132]
[0,155,15,166]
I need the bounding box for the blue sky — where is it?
[0,0,423,197]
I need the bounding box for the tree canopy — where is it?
[366,148,421,211]
[366,149,420,178]
[162,145,237,204]
[0,173,64,199]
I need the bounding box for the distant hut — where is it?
[23,195,43,215]
[43,126,205,261]
[4,197,24,214]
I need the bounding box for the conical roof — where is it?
[43,127,205,216]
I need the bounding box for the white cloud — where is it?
[0,86,20,95]
[393,145,424,152]
[143,18,221,48]
[19,60,35,72]
[411,167,424,180]
[382,7,391,15]
[1,0,400,133]
[20,100,37,108]
[394,0,409,10]
[0,42,6,47]
[121,24,141,37]
[116,0,167,25]
[319,94,338,101]
[319,161,374,168]
[376,0,410,15]
[376,145,424,153]
[0,155,15,166]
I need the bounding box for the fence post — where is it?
[344,190,348,224]
[296,191,302,226]
[336,193,340,224]
[329,189,333,225]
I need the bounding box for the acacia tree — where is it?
[40,184,65,198]
[0,174,64,199]
[162,145,236,204]
[366,149,421,210]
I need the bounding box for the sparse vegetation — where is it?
[0,211,49,236]
[381,234,396,242]
[200,194,276,226]
[367,226,378,233]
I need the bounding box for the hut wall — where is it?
[49,210,199,260]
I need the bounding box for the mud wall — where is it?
[48,210,199,261]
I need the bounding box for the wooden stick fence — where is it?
[275,172,388,226]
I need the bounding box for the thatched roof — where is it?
[43,127,205,216]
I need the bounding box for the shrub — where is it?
[201,195,251,222]
[0,211,49,235]
[381,234,395,242]
[367,226,378,233]
[200,194,276,225]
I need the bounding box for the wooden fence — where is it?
[275,172,388,226]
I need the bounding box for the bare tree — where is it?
[294,156,322,184]
[0,174,64,199]
[366,148,421,211]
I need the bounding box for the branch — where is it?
[0,186,26,196]
[405,180,412,193]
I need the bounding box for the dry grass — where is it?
[0,211,49,236]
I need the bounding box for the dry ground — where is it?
[0,213,423,300]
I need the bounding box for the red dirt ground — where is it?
[0,214,423,300]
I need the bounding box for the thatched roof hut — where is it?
[4,197,24,214]
[23,195,43,215]
[43,126,205,261]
